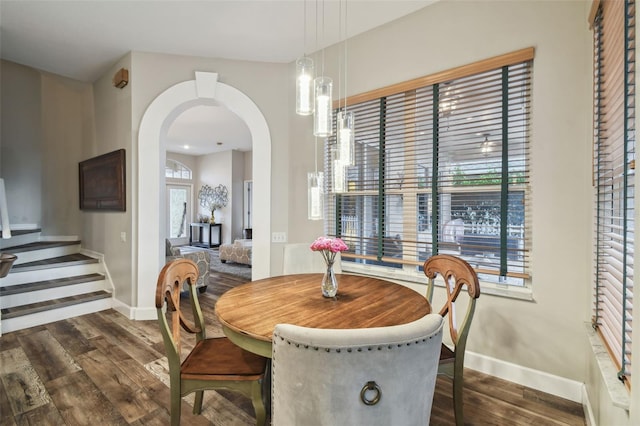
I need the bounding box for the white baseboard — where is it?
[111,298,134,319]
[582,385,597,426]
[133,306,158,321]
[110,299,156,321]
[465,351,584,403]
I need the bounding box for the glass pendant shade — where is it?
[307,171,324,220]
[337,110,355,166]
[333,159,346,193]
[314,77,333,137]
[296,57,315,115]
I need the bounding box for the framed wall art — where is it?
[79,149,126,211]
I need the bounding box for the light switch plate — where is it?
[271,232,287,243]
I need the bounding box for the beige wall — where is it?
[88,53,133,305]
[1,61,44,228]
[41,73,94,236]
[194,150,251,243]
[0,60,93,237]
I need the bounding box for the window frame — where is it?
[590,0,635,386]
[323,48,534,298]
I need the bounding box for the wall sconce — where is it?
[113,68,129,89]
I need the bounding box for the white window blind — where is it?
[592,0,635,383]
[325,49,532,286]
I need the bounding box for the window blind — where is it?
[592,0,635,383]
[325,50,532,286]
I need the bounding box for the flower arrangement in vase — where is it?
[310,236,349,298]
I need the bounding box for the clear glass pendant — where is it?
[314,77,333,137]
[296,57,314,116]
[337,110,354,166]
[333,159,345,193]
[307,171,324,220]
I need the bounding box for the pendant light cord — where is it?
[338,0,343,112]
[315,137,319,175]
[321,0,325,77]
[343,0,348,112]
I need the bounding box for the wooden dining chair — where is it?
[272,313,444,425]
[155,258,267,426]
[423,254,481,426]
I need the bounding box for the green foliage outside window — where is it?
[452,168,525,186]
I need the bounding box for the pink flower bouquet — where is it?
[310,236,348,266]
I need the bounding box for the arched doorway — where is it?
[136,72,271,318]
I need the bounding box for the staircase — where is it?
[0,229,112,334]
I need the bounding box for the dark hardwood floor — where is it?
[0,270,585,425]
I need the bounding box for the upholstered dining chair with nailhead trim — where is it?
[271,313,444,425]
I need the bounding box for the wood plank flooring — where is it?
[0,270,586,425]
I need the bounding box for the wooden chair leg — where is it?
[453,359,465,426]
[251,380,267,426]
[193,390,204,415]
[170,387,181,426]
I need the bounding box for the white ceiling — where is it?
[0,0,435,155]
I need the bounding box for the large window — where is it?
[324,49,532,287]
[591,0,635,384]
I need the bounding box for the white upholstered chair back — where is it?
[271,313,444,426]
[282,242,342,274]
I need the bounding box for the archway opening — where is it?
[136,72,271,319]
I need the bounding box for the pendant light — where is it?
[308,138,324,220]
[296,57,314,115]
[307,171,324,220]
[337,110,354,165]
[296,1,314,116]
[333,159,346,193]
[337,0,354,165]
[314,76,333,137]
[313,0,333,137]
[334,0,353,195]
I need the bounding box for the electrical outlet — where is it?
[271,232,287,243]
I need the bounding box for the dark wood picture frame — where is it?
[79,149,126,211]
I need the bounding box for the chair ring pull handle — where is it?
[360,381,382,406]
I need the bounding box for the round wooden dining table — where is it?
[215,273,432,358]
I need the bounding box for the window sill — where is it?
[342,263,534,301]
[585,322,630,410]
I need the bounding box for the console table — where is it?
[189,223,221,248]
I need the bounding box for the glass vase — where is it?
[321,261,338,298]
